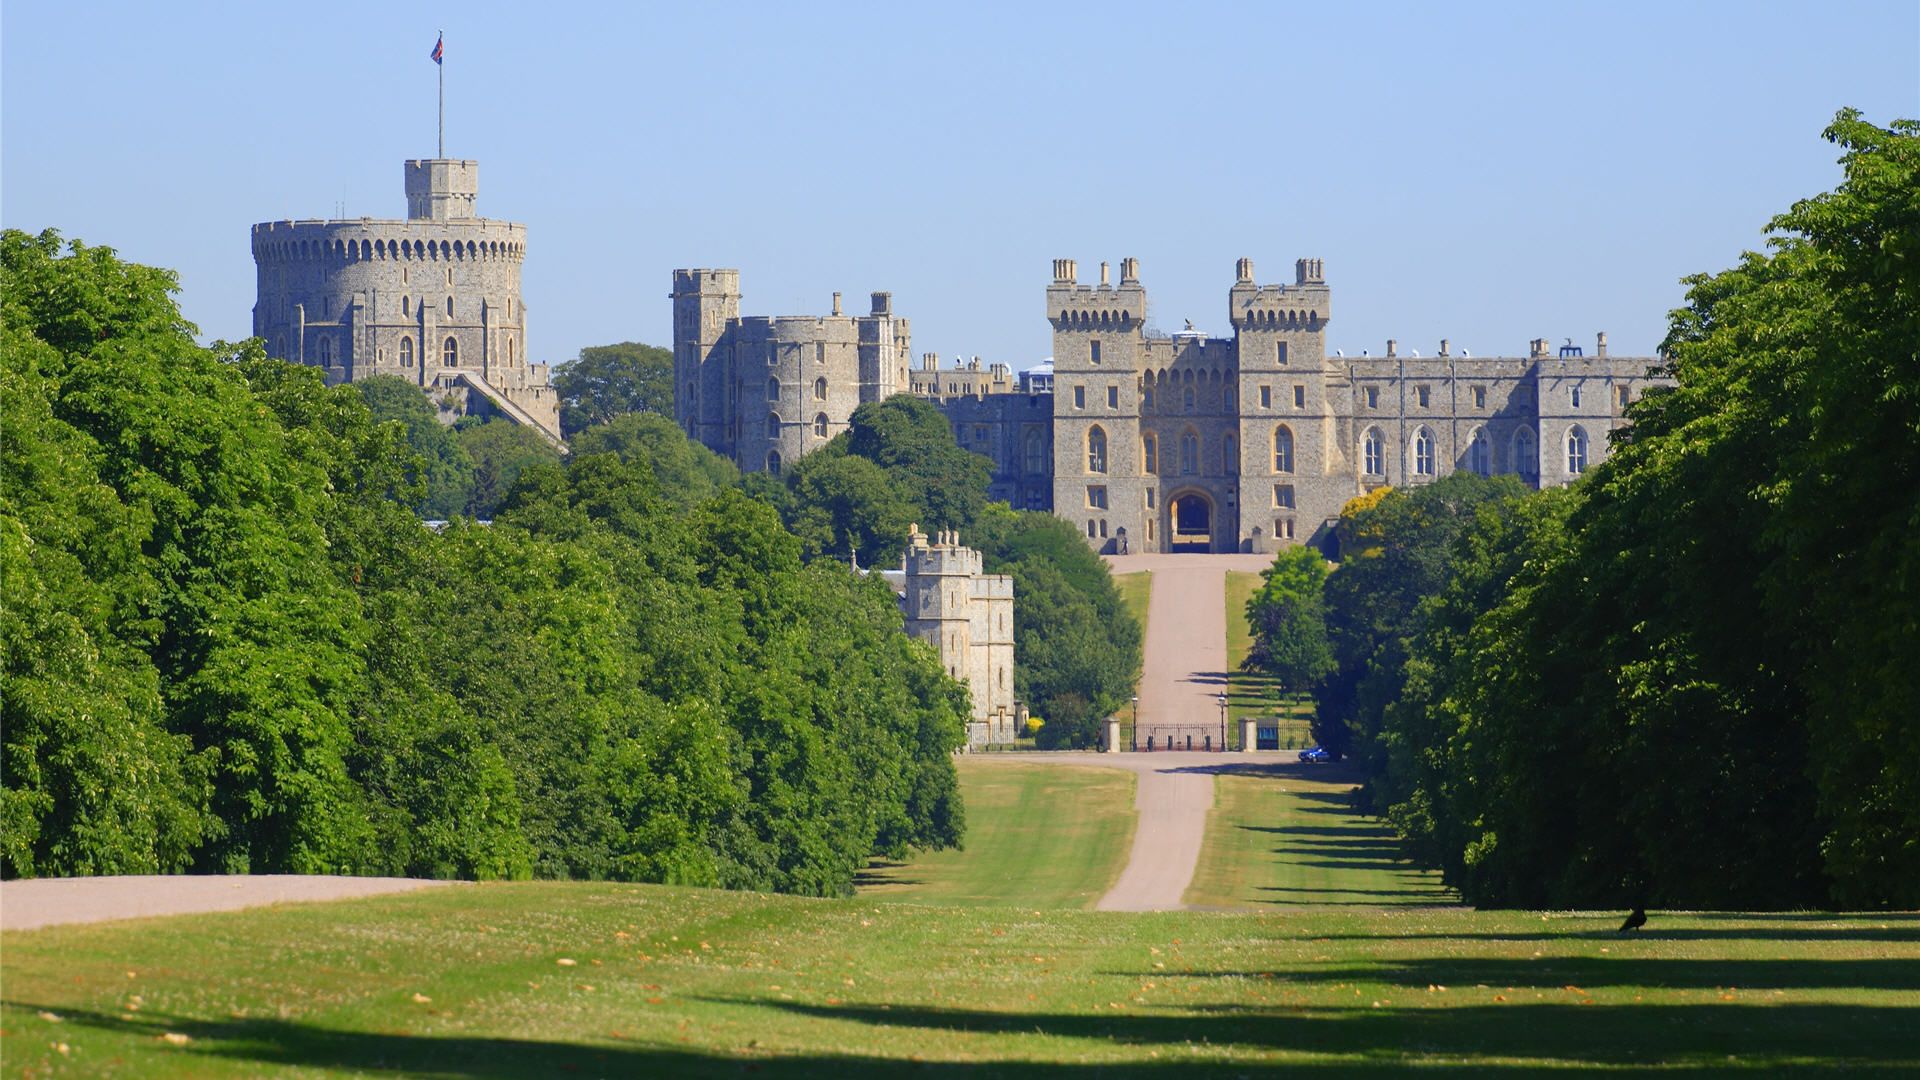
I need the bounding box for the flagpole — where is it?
[437,29,444,158]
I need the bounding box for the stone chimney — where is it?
[1596,331,1608,357]
[1386,339,1398,358]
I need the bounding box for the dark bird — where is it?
[1618,907,1647,933]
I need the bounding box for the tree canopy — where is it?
[1242,545,1335,694]
[554,341,674,436]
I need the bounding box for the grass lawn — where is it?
[6,883,1917,1075]
[1112,569,1151,642]
[1225,569,1315,749]
[857,758,1136,909]
[1186,761,1457,910]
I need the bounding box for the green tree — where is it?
[1242,545,1335,694]
[569,411,739,509]
[554,341,674,436]
[0,323,207,877]
[783,449,916,566]
[1316,474,1526,767]
[3,229,373,875]
[970,507,1143,749]
[354,374,472,519]
[457,418,562,519]
[845,396,993,532]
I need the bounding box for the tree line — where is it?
[1243,112,1917,910]
[1,231,967,889]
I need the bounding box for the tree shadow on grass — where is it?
[854,860,925,889]
[9,995,1915,1076]
[1257,884,1456,905]
[734,996,1919,1069]
[1141,954,1920,992]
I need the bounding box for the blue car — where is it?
[1298,747,1332,763]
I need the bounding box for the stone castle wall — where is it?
[673,272,910,471]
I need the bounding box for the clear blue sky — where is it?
[5,2,1916,368]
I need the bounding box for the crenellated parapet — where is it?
[1228,256,1331,332]
[1047,256,1148,330]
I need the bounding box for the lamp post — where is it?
[1130,695,1138,752]
[1217,692,1228,753]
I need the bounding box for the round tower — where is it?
[250,158,559,442]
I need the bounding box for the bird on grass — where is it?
[1618,907,1647,933]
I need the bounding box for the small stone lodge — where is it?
[878,526,1023,748]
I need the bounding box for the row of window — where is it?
[1357,384,1633,410]
[304,334,490,369]
[1079,423,1590,480]
[1358,425,1588,478]
[765,377,832,401]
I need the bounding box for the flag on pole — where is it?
[431,34,444,65]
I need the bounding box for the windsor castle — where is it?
[253,152,1666,557]
[673,256,1665,554]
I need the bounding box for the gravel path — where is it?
[1048,552,1284,912]
[0,875,456,932]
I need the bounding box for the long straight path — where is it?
[1110,553,1267,742]
[1062,553,1279,910]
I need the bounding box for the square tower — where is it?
[1048,258,1148,554]
[1229,257,1342,552]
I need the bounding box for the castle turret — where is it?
[671,269,741,452]
[404,159,479,220]
[900,525,1018,747]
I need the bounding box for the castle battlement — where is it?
[1047,257,1147,327]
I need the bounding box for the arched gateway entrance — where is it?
[1167,490,1215,553]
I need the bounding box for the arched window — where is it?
[767,377,781,401]
[766,450,783,472]
[766,412,781,438]
[1273,426,1294,474]
[1413,427,1436,476]
[1223,433,1238,475]
[1180,432,1199,475]
[814,412,829,437]
[1513,427,1538,478]
[1087,426,1108,474]
[446,296,454,317]
[1469,428,1490,476]
[399,336,414,367]
[442,336,458,366]
[813,377,827,400]
[1024,430,1045,474]
[402,295,411,316]
[1363,428,1385,476]
[318,336,332,364]
[1183,386,1196,413]
[1566,426,1589,475]
[1143,433,1159,475]
[1143,386,1155,411]
[507,338,516,366]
